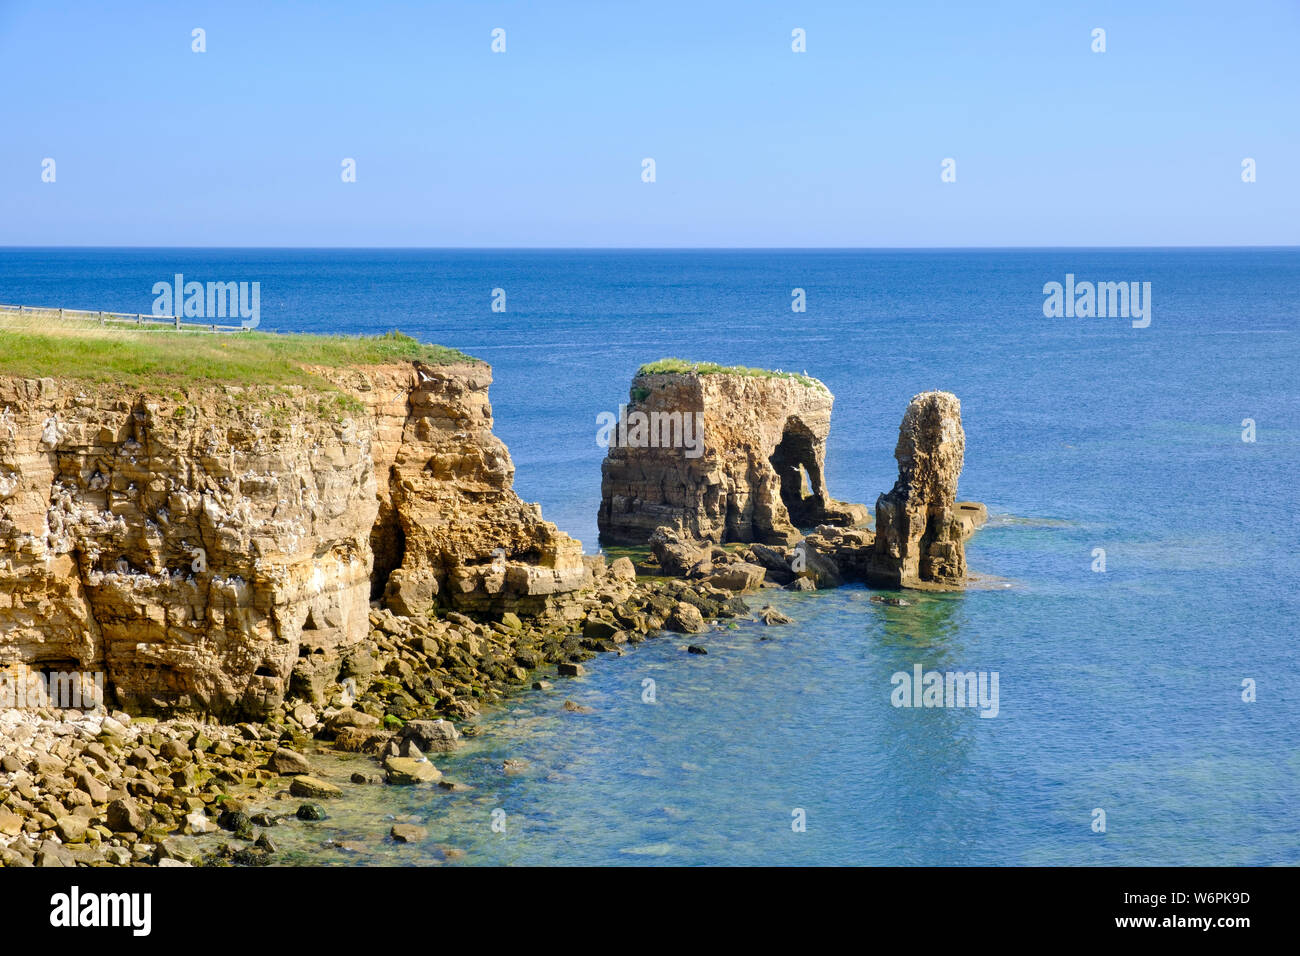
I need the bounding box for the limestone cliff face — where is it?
[321,363,587,620]
[597,370,867,546]
[0,362,584,719]
[866,391,985,589]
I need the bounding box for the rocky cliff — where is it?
[0,362,586,719]
[597,367,868,546]
[866,391,986,589]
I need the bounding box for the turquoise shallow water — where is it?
[2,248,1297,864]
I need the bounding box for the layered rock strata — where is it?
[0,556,766,868]
[635,390,987,592]
[0,362,586,719]
[597,368,868,546]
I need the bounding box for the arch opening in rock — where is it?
[768,418,826,530]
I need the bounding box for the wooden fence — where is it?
[0,303,249,333]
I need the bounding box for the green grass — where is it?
[0,320,476,390]
[635,358,825,389]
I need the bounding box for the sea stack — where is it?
[597,363,868,546]
[867,391,986,589]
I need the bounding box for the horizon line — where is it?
[2,244,1298,252]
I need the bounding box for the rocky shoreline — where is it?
[0,554,801,867]
[1,347,985,867]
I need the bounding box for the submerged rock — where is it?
[390,823,428,843]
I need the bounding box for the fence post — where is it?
[174,314,181,330]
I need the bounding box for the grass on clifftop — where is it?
[636,358,825,389]
[0,316,476,389]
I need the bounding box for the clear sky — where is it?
[2,0,1297,247]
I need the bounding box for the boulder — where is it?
[608,556,637,581]
[383,568,438,618]
[649,526,706,576]
[383,757,441,785]
[269,747,313,775]
[54,815,88,843]
[666,602,708,634]
[72,768,110,804]
[705,562,767,591]
[105,797,149,834]
[400,719,460,754]
[289,775,343,799]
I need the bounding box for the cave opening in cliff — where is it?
[769,419,825,529]
[370,498,406,600]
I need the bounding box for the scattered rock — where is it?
[648,526,707,577]
[159,738,190,762]
[758,605,794,625]
[705,562,767,591]
[667,602,708,634]
[383,756,441,785]
[217,809,253,835]
[105,798,149,834]
[54,816,89,844]
[401,719,460,754]
[290,775,343,799]
[72,768,110,804]
[185,811,216,835]
[269,747,313,775]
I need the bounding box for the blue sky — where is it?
[2,0,1297,246]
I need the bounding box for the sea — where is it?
[1,247,1297,865]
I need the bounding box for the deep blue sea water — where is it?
[2,248,1297,865]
